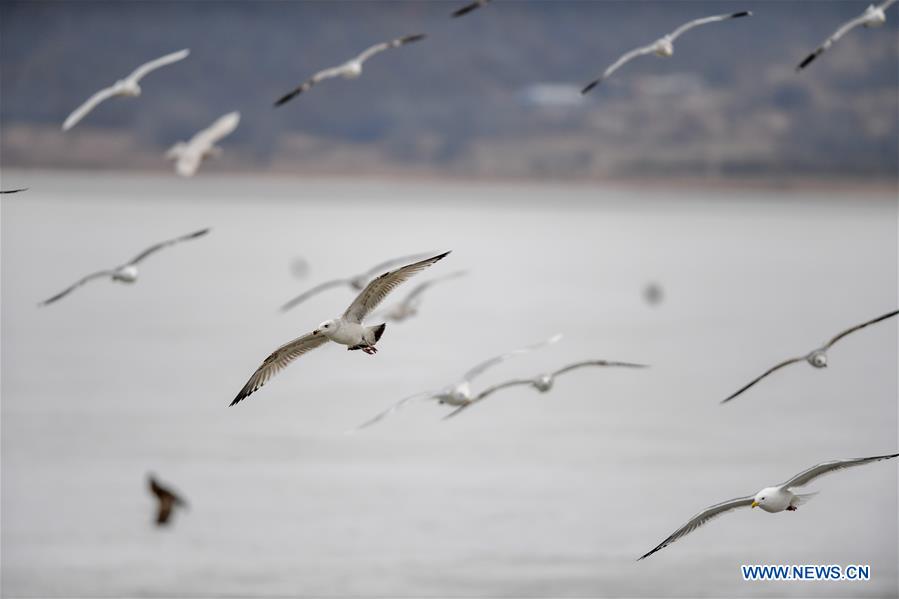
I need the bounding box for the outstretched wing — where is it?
[878,0,897,10]
[823,309,898,349]
[355,34,426,64]
[552,360,649,377]
[0,188,28,194]
[452,0,488,18]
[127,228,210,266]
[343,251,450,323]
[720,356,804,404]
[274,65,344,106]
[442,379,532,420]
[397,270,467,309]
[38,270,114,306]
[189,111,240,148]
[280,279,352,312]
[229,332,329,406]
[797,13,870,70]
[62,85,119,131]
[668,11,752,41]
[349,391,437,431]
[461,333,562,383]
[361,252,436,279]
[581,44,657,94]
[778,453,899,489]
[127,48,190,83]
[638,496,754,560]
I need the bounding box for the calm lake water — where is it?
[2,171,897,597]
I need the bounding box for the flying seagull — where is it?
[374,270,467,322]
[581,11,752,94]
[721,309,899,404]
[0,188,28,194]
[638,453,899,560]
[166,111,240,177]
[798,0,896,70]
[148,474,189,526]
[62,49,190,131]
[452,0,490,18]
[443,359,648,419]
[38,228,210,306]
[231,252,450,406]
[274,34,426,106]
[351,333,562,430]
[280,252,434,312]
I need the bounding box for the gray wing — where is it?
[779,454,899,489]
[552,360,649,377]
[127,228,210,265]
[823,309,898,349]
[879,0,897,10]
[581,44,657,94]
[343,251,450,323]
[720,356,804,404]
[355,34,426,63]
[126,48,190,83]
[397,270,467,309]
[349,391,437,431]
[62,85,119,131]
[361,252,436,278]
[280,279,351,312]
[638,496,755,560]
[38,270,114,306]
[229,332,329,406]
[461,333,562,383]
[0,188,28,194]
[442,379,532,420]
[668,11,752,41]
[798,13,870,70]
[274,66,344,106]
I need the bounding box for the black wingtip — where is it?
[581,80,599,95]
[452,4,477,17]
[274,90,299,107]
[401,34,427,44]
[731,11,751,18]
[797,53,817,71]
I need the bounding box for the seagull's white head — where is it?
[313,319,338,337]
[113,265,138,283]
[533,374,554,392]
[655,38,674,57]
[752,487,789,513]
[807,350,828,369]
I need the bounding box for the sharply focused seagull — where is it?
[274,34,426,106]
[38,228,210,306]
[148,474,189,527]
[443,359,649,419]
[280,252,434,312]
[721,309,899,403]
[638,453,899,560]
[62,49,190,131]
[374,270,467,322]
[166,111,240,177]
[230,252,450,406]
[798,0,897,70]
[351,333,562,430]
[581,11,752,94]
[0,188,28,194]
[452,0,490,18]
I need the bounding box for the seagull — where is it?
[638,453,899,560]
[350,333,563,430]
[443,359,648,419]
[452,0,490,18]
[38,228,210,306]
[148,474,188,526]
[279,252,434,312]
[166,111,240,177]
[0,188,28,194]
[721,309,899,404]
[62,49,190,131]
[374,270,467,322]
[798,0,897,70]
[230,252,450,406]
[581,11,752,94]
[274,34,426,106]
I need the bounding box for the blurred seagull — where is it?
[0,188,28,194]
[230,252,450,406]
[148,474,189,526]
[797,0,896,70]
[443,359,648,419]
[374,270,467,322]
[351,333,562,430]
[62,49,190,131]
[274,34,426,106]
[452,0,490,18]
[280,252,434,312]
[166,111,240,177]
[638,453,899,560]
[581,11,752,94]
[38,228,210,306]
[721,309,899,403]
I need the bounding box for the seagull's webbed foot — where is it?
[362,345,378,355]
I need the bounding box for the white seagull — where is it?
[230,252,450,406]
[581,11,752,94]
[452,0,490,18]
[374,270,467,322]
[280,252,435,312]
[38,228,210,306]
[351,333,562,430]
[721,309,899,404]
[166,111,240,177]
[797,0,897,70]
[443,359,649,419]
[638,453,899,560]
[62,49,190,131]
[274,34,426,106]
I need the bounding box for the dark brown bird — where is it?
[148,474,188,526]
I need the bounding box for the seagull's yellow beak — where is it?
[751,501,759,508]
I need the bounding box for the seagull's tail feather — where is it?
[369,323,387,343]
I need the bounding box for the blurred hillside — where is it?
[1,0,897,181]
